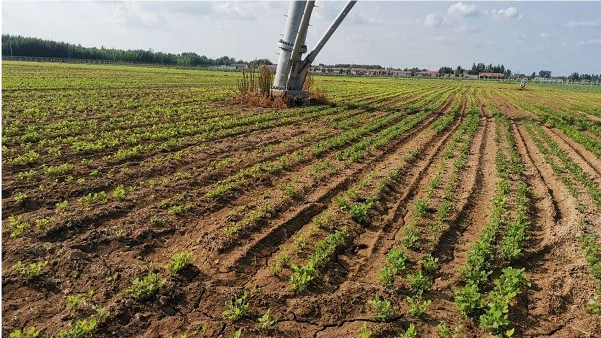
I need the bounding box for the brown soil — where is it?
[3,78,601,338]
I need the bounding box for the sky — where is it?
[2,1,601,76]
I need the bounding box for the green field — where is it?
[2,61,601,337]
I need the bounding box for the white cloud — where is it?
[540,32,550,39]
[567,21,599,28]
[345,34,373,44]
[348,13,382,25]
[485,7,521,20]
[448,2,478,17]
[213,2,257,21]
[578,39,601,47]
[433,36,456,45]
[422,13,444,27]
[113,2,167,27]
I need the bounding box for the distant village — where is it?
[213,63,599,84]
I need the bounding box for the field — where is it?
[2,61,601,338]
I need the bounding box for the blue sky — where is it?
[2,1,600,75]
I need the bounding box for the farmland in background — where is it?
[2,61,601,338]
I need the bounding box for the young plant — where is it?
[112,185,126,200]
[13,191,28,205]
[164,252,191,275]
[407,296,431,318]
[12,260,48,279]
[8,216,29,238]
[269,250,290,276]
[398,323,417,338]
[402,226,421,251]
[454,283,482,317]
[66,290,94,312]
[55,317,98,338]
[368,295,394,322]
[359,323,372,338]
[127,273,165,300]
[419,254,440,274]
[9,327,40,338]
[256,309,276,330]
[289,262,317,293]
[349,199,374,224]
[407,271,431,296]
[223,291,250,322]
[229,329,242,338]
[413,198,429,218]
[437,322,462,338]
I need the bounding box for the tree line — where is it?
[2,34,273,68]
[3,34,599,81]
[439,63,513,78]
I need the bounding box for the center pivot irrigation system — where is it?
[271,1,357,99]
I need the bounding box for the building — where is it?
[478,72,505,79]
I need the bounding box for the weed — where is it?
[269,250,290,276]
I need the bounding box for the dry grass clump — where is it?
[235,67,330,108]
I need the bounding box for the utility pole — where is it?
[271,0,357,99]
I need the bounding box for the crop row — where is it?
[454,113,531,336]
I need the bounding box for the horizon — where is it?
[3,1,601,76]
